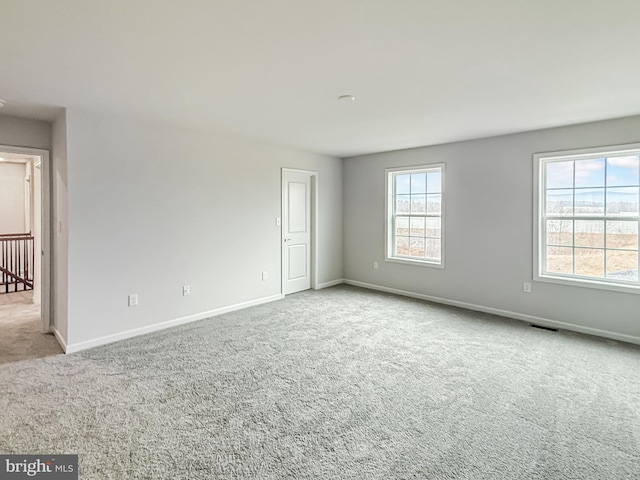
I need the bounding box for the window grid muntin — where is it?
[389,166,443,264]
[541,153,640,286]
[393,213,441,261]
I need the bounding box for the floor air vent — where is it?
[530,324,558,332]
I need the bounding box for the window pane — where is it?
[574,188,604,215]
[606,187,639,216]
[396,195,410,213]
[426,217,441,238]
[575,158,605,188]
[606,250,638,282]
[426,194,441,214]
[388,166,443,266]
[411,173,426,193]
[546,189,573,215]
[546,246,573,274]
[540,149,640,288]
[606,156,640,187]
[427,171,442,193]
[410,237,425,257]
[546,161,574,189]
[396,174,411,194]
[426,238,441,260]
[410,217,425,236]
[411,195,426,214]
[606,221,638,250]
[574,220,604,248]
[396,236,409,256]
[546,220,573,246]
[396,217,409,236]
[574,248,604,277]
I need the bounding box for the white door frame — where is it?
[0,144,52,333]
[281,168,318,294]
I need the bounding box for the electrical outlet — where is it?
[262,271,268,281]
[183,285,190,296]
[128,294,138,307]
[373,261,379,270]
[523,282,532,293]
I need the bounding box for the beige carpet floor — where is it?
[0,290,63,364]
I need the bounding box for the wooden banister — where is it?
[0,233,34,293]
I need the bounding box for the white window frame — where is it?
[534,143,640,294]
[385,164,445,267]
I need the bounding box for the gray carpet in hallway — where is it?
[0,290,63,364]
[1,285,639,479]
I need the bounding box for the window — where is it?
[535,144,640,292]
[386,164,444,266]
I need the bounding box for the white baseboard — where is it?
[65,293,285,354]
[344,279,640,346]
[51,326,68,353]
[315,278,345,290]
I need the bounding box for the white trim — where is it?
[385,257,445,268]
[533,150,543,290]
[311,174,319,290]
[343,279,640,346]
[534,142,640,162]
[51,326,67,353]
[281,168,318,295]
[0,144,52,333]
[315,278,345,290]
[535,273,640,294]
[64,294,284,354]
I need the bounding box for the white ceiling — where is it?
[2,0,640,157]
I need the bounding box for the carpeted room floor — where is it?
[1,285,639,479]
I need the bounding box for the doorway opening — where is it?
[281,168,318,295]
[0,145,58,363]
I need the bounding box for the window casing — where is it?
[386,164,444,267]
[535,144,640,293]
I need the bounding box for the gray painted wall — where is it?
[344,115,640,342]
[64,109,343,347]
[0,115,51,150]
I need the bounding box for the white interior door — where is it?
[282,170,311,295]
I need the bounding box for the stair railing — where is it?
[0,233,34,293]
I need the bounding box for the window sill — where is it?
[386,256,444,269]
[535,273,640,295]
